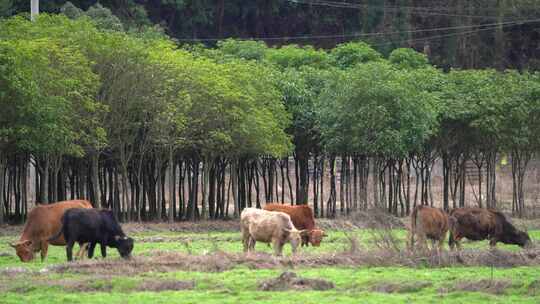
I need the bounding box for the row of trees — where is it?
[3,1,540,70]
[1,11,540,223]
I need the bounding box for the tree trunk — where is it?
[168,148,175,223]
[0,153,6,224]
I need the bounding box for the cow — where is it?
[49,208,134,261]
[9,199,92,262]
[240,208,306,256]
[263,203,327,247]
[408,205,449,254]
[448,207,531,250]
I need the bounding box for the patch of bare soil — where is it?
[258,271,334,291]
[64,280,114,292]
[446,279,513,295]
[137,280,195,292]
[370,281,432,293]
[122,220,240,234]
[41,245,540,276]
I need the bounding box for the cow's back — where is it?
[21,200,93,245]
[449,208,495,240]
[248,210,294,243]
[414,206,448,240]
[264,203,315,230]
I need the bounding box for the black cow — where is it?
[448,207,531,249]
[50,208,134,261]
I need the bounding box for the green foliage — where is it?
[216,39,268,61]
[389,48,429,69]
[0,0,13,17]
[266,45,330,70]
[317,61,439,157]
[85,3,123,31]
[330,41,382,69]
[59,1,83,19]
[0,37,101,157]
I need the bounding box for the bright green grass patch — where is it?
[1,267,539,304]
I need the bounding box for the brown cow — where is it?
[408,205,449,254]
[240,208,306,256]
[263,203,326,247]
[10,199,93,262]
[448,208,531,250]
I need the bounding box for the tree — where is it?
[330,41,382,69]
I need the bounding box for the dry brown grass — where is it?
[442,279,513,295]
[137,280,195,292]
[31,245,540,277]
[370,281,432,293]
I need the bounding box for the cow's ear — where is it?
[322,232,328,237]
[9,243,16,248]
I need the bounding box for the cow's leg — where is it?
[455,238,462,251]
[76,243,88,260]
[249,238,256,251]
[100,242,107,258]
[430,239,437,252]
[437,238,445,255]
[66,241,75,262]
[242,231,250,252]
[40,241,49,262]
[272,239,282,256]
[417,233,427,253]
[407,230,414,251]
[301,235,309,247]
[88,242,97,259]
[489,238,498,248]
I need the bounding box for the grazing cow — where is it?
[10,200,92,262]
[408,205,449,253]
[50,208,134,261]
[263,203,326,247]
[448,207,531,250]
[240,208,306,256]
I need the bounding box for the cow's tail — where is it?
[409,205,421,250]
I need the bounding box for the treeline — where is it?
[1,12,540,224]
[3,1,540,70]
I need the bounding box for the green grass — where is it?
[1,267,539,303]
[0,228,539,303]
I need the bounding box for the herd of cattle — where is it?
[7,200,533,262]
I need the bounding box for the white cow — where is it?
[240,208,305,256]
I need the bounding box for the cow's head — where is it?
[114,235,134,259]
[514,230,532,248]
[9,240,34,262]
[283,228,306,254]
[308,229,327,247]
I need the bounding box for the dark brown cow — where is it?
[448,208,531,249]
[264,203,326,247]
[408,205,449,253]
[9,200,93,262]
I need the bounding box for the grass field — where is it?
[0,222,539,304]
